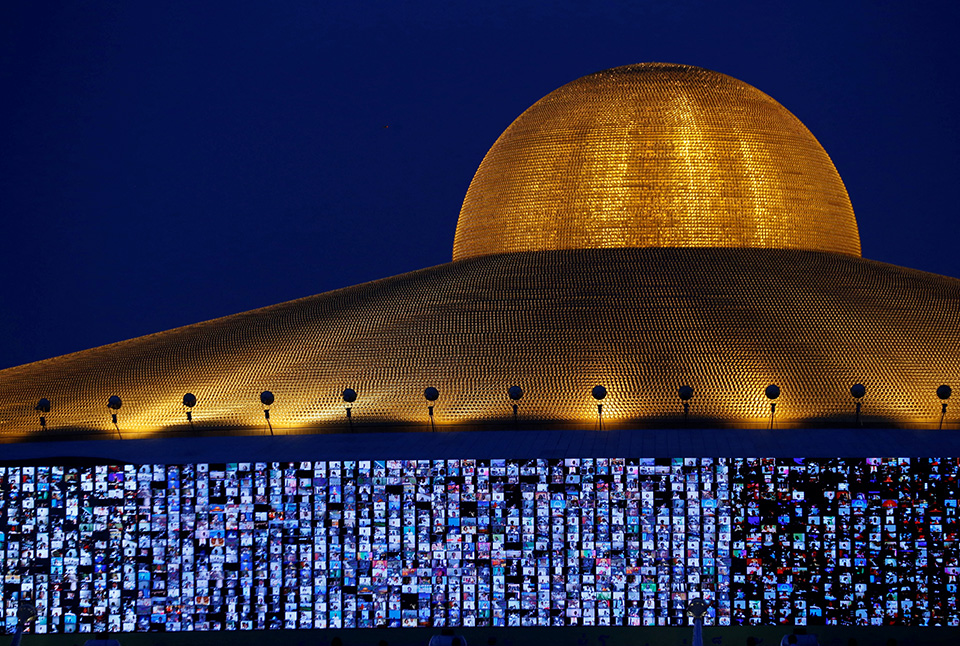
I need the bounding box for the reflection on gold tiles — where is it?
[453,64,860,260]
[0,64,950,438]
[0,248,957,437]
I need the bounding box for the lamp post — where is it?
[107,395,123,439]
[424,387,439,432]
[850,384,865,427]
[592,385,607,430]
[938,385,952,429]
[183,393,197,430]
[260,391,275,435]
[508,385,523,426]
[343,388,358,431]
[35,398,50,430]
[765,384,780,429]
[678,385,693,425]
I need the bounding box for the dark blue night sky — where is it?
[1,1,957,370]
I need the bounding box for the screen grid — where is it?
[0,457,957,633]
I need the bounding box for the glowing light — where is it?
[1,66,957,438]
[454,63,860,260]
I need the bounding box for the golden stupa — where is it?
[1,63,958,438]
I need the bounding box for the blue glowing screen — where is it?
[0,457,957,633]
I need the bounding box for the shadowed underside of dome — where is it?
[0,249,956,438]
[454,63,860,260]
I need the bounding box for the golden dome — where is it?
[4,64,958,439]
[0,249,958,437]
[453,63,860,260]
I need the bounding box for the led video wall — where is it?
[0,457,958,634]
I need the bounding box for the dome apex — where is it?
[453,63,860,260]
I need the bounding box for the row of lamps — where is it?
[28,383,956,435]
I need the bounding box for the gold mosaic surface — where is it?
[454,63,860,260]
[0,248,957,438]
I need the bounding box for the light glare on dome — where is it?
[3,65,960,437]
[453,63,860,260]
